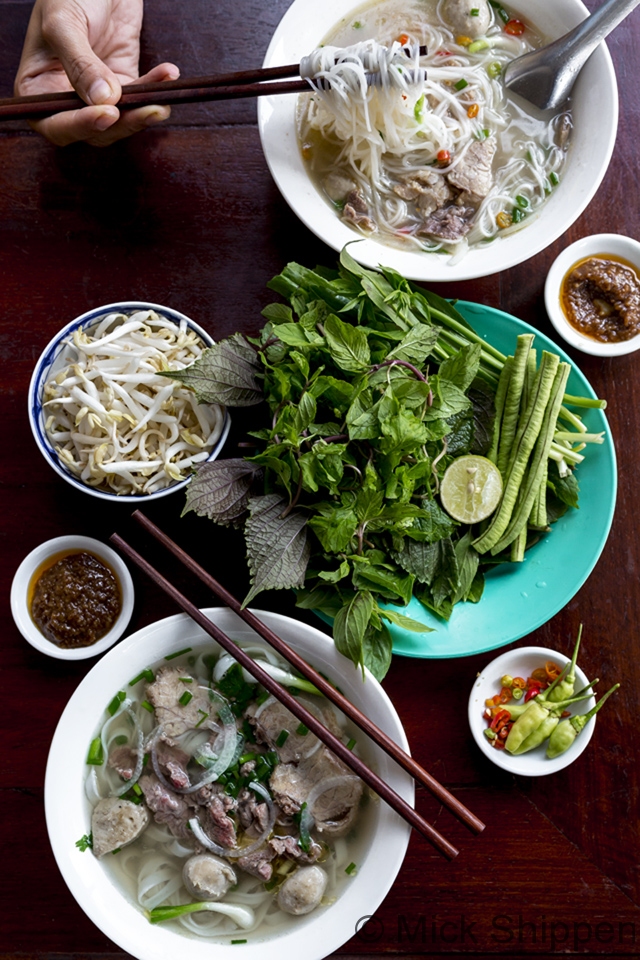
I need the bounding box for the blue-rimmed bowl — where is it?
[28,301,231,503]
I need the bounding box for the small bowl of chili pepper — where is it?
[468,644,595,776]
[11,535,135,660]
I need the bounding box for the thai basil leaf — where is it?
[333,590,375,668]
[363,623,393,681]
[378,608,435,633]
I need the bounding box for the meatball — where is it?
[277,865,328,916]
[442,0,491,38]
[91,797,150,858]
[183,854,237,901]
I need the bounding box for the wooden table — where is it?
[1,1,639,957]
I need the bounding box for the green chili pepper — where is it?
[505,689,596,754]
[512,713,560,754]
[546,684,620,759]
[546,625,582,702]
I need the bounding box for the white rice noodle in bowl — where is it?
[258,0,618,281]
[45,609,412,960]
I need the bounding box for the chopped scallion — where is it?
[165,647,193,661]
[75,833,92,851]
[86,738,104,765]
[487,61,501,78]
[140,700,154,713]
[195,710,209,728]
[515,194,529,208]
[275,729,290,748]
[296,723,309,736]
[179,690,193,706]
[346,737,357,751]
[107,691,126,716]
[549,171,560,186]
[129,668,154,686]
[113,734,128,746]
[470,7,479,14]
[255,689,270,706]
[231,940,247,945]
[454,78,468,91]
[179,677,193,684]
[345,862,357,875]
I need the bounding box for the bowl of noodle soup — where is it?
[258,0,618,281]
[45,608,412,960]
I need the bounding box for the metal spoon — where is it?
[503,0,640,110]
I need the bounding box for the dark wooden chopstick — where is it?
[133,510,485,836]
[110,530,460,860]
[0,46,429,122]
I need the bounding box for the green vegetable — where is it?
[172,251,605,678]
[488,0,510,23]
[75,833,93,851]
[178,690,193,706]
[86,738,104,765]
[505,690,596,754]
[129,668,154,686]
[455,78,469,91]
[107,691,126,716]
[345,862,357,875]
[276,729,290,748]
[546,625,582,702]
[546,684,620,758]
[165,647,193,661]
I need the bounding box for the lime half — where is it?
[440,455,503,524]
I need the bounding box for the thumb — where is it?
[43,14,121,105]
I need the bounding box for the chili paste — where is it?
[561,255,640,343]
[30,551,121,648]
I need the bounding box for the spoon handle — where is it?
[560,0,640,64]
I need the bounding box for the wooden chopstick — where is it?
[133,510,485,836]
[110,530,460,860]
[0,46,429,122]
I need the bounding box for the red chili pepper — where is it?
[498,726,510,740]
[504,18,525,35]
[524,686,540,702]
[437,149,451,164]
[490,708,510,730]
[437,50,453,57]
[493,738,506,750]
[397,33,410,45]
[499,686,513,703]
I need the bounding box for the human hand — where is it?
[15,0,180,146]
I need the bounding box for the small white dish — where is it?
[11,535,135,660]
[28,301,231,503]
[545,233,640,356]
[45,608,412,960]
[468,645,595,776]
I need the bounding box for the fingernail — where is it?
[88,79,113,105]
[94,110,118,131]
[144,108,170,127]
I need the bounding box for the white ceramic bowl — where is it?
[11,535,135,660]
[29,301,231,503]
[468,645,596,776]
[545,233,640,356]
[45,608,412,960]
[259,0,618,282]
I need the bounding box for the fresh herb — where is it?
[296,722,309,736]
[86,738,104,766]
[129,668,154,686]
[549,171,560,186]
[179,677,193,684]
[346,737,357,751]
[165,647,193,661]
[195,709,209,728]
[276,729,290,748]
[512,207,526,223]
[113,734,128,746]
[345,862,358,875]
[178,690,193,706]
[470,7,479,14]
[487,61,501,78]
[255,688,271,706]
[231,940,247,945]
[175,249,606,679]
[454,78,468,91]
[217,662,257,716]
[488,0,510,23]
[140,700,154,713]
[75,833,93,851]
[297,801,311,853]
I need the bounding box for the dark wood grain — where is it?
[2,0,640,957]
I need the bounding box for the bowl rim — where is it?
[10,534,135,660]
[258,0,619,282]
[44,607,413,960]
[28,300,231,503]
[468,644,596,776]
[544,233,640,357]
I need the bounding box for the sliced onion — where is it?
[303,775,360,824]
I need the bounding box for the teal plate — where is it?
[319,300,617,659]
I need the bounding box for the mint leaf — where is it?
[243,495,310,605]
[324,315,371,373]
[183,459,261,525]
[438,343,482,392]
[163,333,263,406]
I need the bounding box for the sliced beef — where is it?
[138,772,192,838]
[145,667,210,737]
[248,699,319,763]
[237,788,271,838]
[393,170,452,217]
[419,204,476,241]
[236,845,276,881]
[269,745,363,837]
[155,738,191,790]
[269,834,322,863]
[447,138,496,201]
[107,745,137,782]
[342,189,377,232]
[199,794,237,850]
[91,797,150,858]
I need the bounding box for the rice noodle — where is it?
[42,310,225,495]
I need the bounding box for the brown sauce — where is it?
[561,254,640,343]
[29,551,121,648]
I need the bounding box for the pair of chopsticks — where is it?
[111,511,485,861]
[0,47,428,122]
